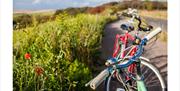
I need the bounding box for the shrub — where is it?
[13,14,33,29]
[13,13,115,91]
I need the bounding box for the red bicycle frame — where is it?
[112,31,135,58]
[112,31,138,81]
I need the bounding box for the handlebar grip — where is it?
[145,27,162,41]
[89,69,109,90]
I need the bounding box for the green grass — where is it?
[139,10,167,20]
[13,13,116,91]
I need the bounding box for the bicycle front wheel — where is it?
[104,57,166,91]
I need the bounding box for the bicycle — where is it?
[113,8,153,59]
[112,9,156,85]
[85,9,166,91]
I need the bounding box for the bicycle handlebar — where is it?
[85,69,109,89]
[116,27,162,69]
[145,27,161,40]
[121,9,153,32]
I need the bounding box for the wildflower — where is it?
[35,66,44,76]
[24,53,31,60]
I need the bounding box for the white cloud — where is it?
[32,0,42,4]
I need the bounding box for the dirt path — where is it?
[98,17,167,90]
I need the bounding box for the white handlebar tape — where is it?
[90,69,109,90]
[145,27,162,41]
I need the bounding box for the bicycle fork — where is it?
[125,60,147,91]
[136,60,147,91]
[137,80,147,91]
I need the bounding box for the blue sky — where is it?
[13,0,167,10]
[13,0,120,10]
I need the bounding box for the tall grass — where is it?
[13,13,116,91]
[159,31,167,42]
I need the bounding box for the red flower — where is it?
[24,53,31,60]
[35,66,44,76]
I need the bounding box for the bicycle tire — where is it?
[104,57,166,91]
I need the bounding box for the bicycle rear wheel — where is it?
[104,57,166,91]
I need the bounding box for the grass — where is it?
[159,31,167,42]
[13,10,55,19]
[139,10,167,20]
[13,13,116,91]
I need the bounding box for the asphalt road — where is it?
[143,16,167,31]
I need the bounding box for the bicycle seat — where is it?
[120,23,134,32]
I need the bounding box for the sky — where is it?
[13,0,120,10]
[13,0,167,11]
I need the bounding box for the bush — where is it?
[35,15,53,24]
[13,14,33,29]
[54,7,88,16]
[13,14,55,30]
[13,13,115,91]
